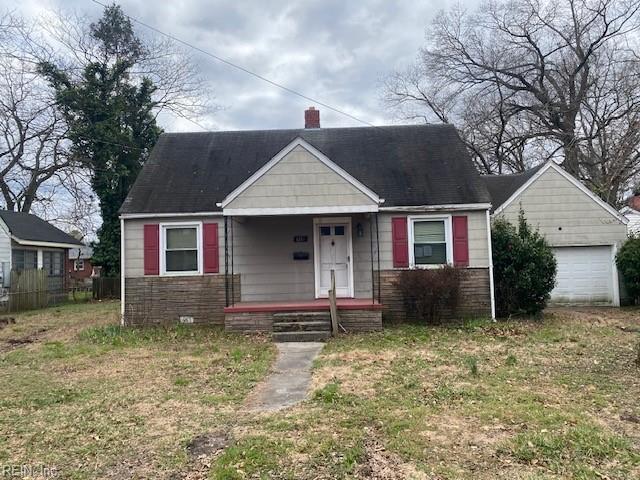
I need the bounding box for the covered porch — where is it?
[220,214,384,335]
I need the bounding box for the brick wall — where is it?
[123,275,240,326]
[379,268,491,323]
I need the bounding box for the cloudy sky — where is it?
[5,0,473,132]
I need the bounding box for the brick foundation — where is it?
[378,268,492,323]
[123,275,240,326]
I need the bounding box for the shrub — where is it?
[492,210,557,317]
[616,235,640,304]
[396,265,462,324]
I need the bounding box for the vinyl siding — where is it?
[625,211,640,235]
[0,220,11,287]
[496,167,628,246]
[122,210,490,300]
[226,146,376,210]
[375,211,490,269]
[123,216,224,278]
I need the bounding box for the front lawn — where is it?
[0,303,638,479]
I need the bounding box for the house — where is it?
[482,162,629,306]
[0,210,84,292]
[620,195,640,236]
[119,108,495,334]
[67,245,97,284]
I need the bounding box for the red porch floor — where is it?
[223,298,383,313]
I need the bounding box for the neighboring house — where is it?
[67,245,96,284]
[620,195,640,236]
[482,162,629,306]
[119,108,496,332]
[0,210,84,292]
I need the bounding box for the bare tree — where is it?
[385,0,640,203]
[0,19,81,214]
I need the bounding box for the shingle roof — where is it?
[0,211,83,246]
[120,124,492,214]
[480,164,545,212]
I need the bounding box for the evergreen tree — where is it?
[40,5,161,276]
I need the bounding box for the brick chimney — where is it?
[630,195,640,212]
[304,107,320,128]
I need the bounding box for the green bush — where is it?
[616,235,640,304]
[492,211,557,317]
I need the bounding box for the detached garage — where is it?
[483,162,629,306]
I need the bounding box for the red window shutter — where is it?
[203,223,219,273]
[391,217,409,268]
[452,215,469,267]
[143,224,160,275]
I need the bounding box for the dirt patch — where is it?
[0,317,16,329]
[0,327,48,353]
[356,430,428,480]
[187,432,230,457]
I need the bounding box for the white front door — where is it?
[315,220,352,298]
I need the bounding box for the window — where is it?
[334,226,345,235]
[74,259,84,271]
[410,218,450,266]
[162,225,200,274]
[12,249,37,272]
[43,251,64,277]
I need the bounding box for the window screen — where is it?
[165,227,198,272]
[413,220,447,265]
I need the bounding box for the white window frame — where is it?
[74,259,85,271]
[408,214,453,268]
[160,222,203,276]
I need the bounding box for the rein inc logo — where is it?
[1,465,57,477]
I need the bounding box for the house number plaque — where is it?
[293,235,308,243]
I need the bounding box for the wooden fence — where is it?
[92,277,120,300]
[7,269,49,312]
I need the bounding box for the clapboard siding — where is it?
[376,211,490,269]
[497,167,628,246]
[226,146,376,209]
[123,216,224,278]
[123,210,490,305]
[0,219,11,286]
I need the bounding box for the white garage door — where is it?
[550,246,614,305]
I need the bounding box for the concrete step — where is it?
[272,312,331,323]
[272,331,331,342]
[273,320,331,332]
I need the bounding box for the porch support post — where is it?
[375,212,381,304]
[224,216,229,307]
[369,215,374,305]
[231,216,235,305]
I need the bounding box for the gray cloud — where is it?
[8,0,473,132]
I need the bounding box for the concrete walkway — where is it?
[247,342,324,411]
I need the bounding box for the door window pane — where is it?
[320,226,331,236]
[334,226,345,235]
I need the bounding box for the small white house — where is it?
[0,210,84,290]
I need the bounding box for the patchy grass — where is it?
[1,304,639,479]
[223,307,640,479]
[0,301,275,479]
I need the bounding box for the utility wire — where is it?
[90,0,376,128]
